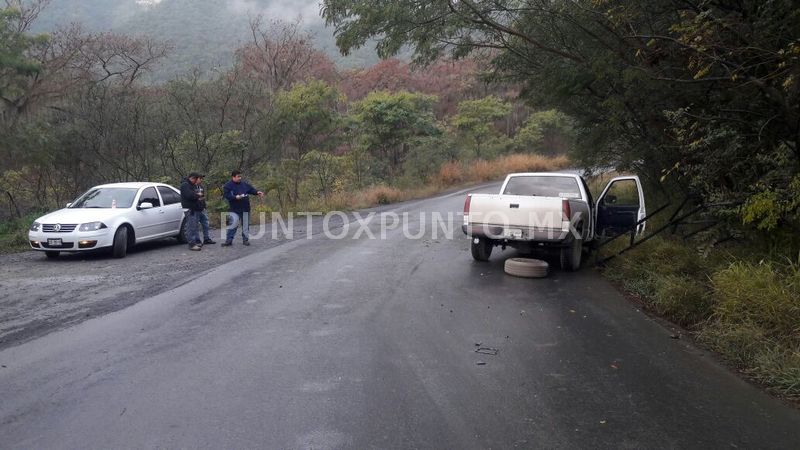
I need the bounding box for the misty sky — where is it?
[227,0,324,23]
[133,0,325,24]
[34,0,382,71]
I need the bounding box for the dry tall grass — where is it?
[435,153,570,186]
[290,153,570,212]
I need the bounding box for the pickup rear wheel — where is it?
[471,237,493,261]
[560,238,582,271]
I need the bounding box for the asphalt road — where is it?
[1,186,799,449]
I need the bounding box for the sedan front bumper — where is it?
[28,229,113,252]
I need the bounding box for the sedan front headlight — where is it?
[78,222,108,232]
[29,221,41,232]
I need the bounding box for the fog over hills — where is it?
[31,0,382,79]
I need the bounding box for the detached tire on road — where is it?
[471,237,493,261]
[112,226,128,258]
[504,258,549,278]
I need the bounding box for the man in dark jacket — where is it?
[195,175,215,245]
[221,170,264,246]
[180,172,205,251]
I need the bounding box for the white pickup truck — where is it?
[462,172,646,270]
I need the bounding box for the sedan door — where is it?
[157,185,185,235]
[131,186,166,240]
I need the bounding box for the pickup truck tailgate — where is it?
[468,194,564,228]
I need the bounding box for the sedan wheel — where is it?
[176,218,188,244]
[112,226,128,258]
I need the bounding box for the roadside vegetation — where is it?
[587,173,799,398]
[596,231,800,399]
[587,171,800,398]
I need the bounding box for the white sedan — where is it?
[28,182,187,258]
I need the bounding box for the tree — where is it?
[401,133,458,185]
[304,150,343,202]
[451,96,511,159]
[0,4,45,121]
[237,17,334,94]
[513,109,574,155]
[273,80,344,204]
[350,90,440,180]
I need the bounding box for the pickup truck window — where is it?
[503,176,582,198]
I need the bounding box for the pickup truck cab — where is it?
[462,172,646,270]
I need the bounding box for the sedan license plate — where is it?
[47,238,62,247]
[504,228,523,239]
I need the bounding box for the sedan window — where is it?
[138,187,161,207]
[157,186,181,205]
[70,188,138,208]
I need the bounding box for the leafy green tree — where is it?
[274,79,344,159]
[273,80,344,204]
[0,6,45,120]
[350,90,439,179]
[451,96,511,159]
[514,109,574,156]
[401,133,457,185]
[304,150,344,201]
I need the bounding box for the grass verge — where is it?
[599,235,800,399]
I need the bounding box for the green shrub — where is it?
[652,275,713,327]
[712,262,800,342]
[712,261,800,341]
[699,323,800,397]
[0,213,40,252]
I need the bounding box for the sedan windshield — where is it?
[503,176,582,198]
[70,188,138,209]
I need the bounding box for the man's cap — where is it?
[188,171,205,178]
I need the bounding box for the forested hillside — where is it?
[31,0,384,79]
[0,0,572,222]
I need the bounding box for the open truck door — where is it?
[595,176,646,237]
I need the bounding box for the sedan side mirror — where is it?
[138,202,154,210]
[65,202,72,208]
[605,194,617,205]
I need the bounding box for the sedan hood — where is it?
[36,208,132,224]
